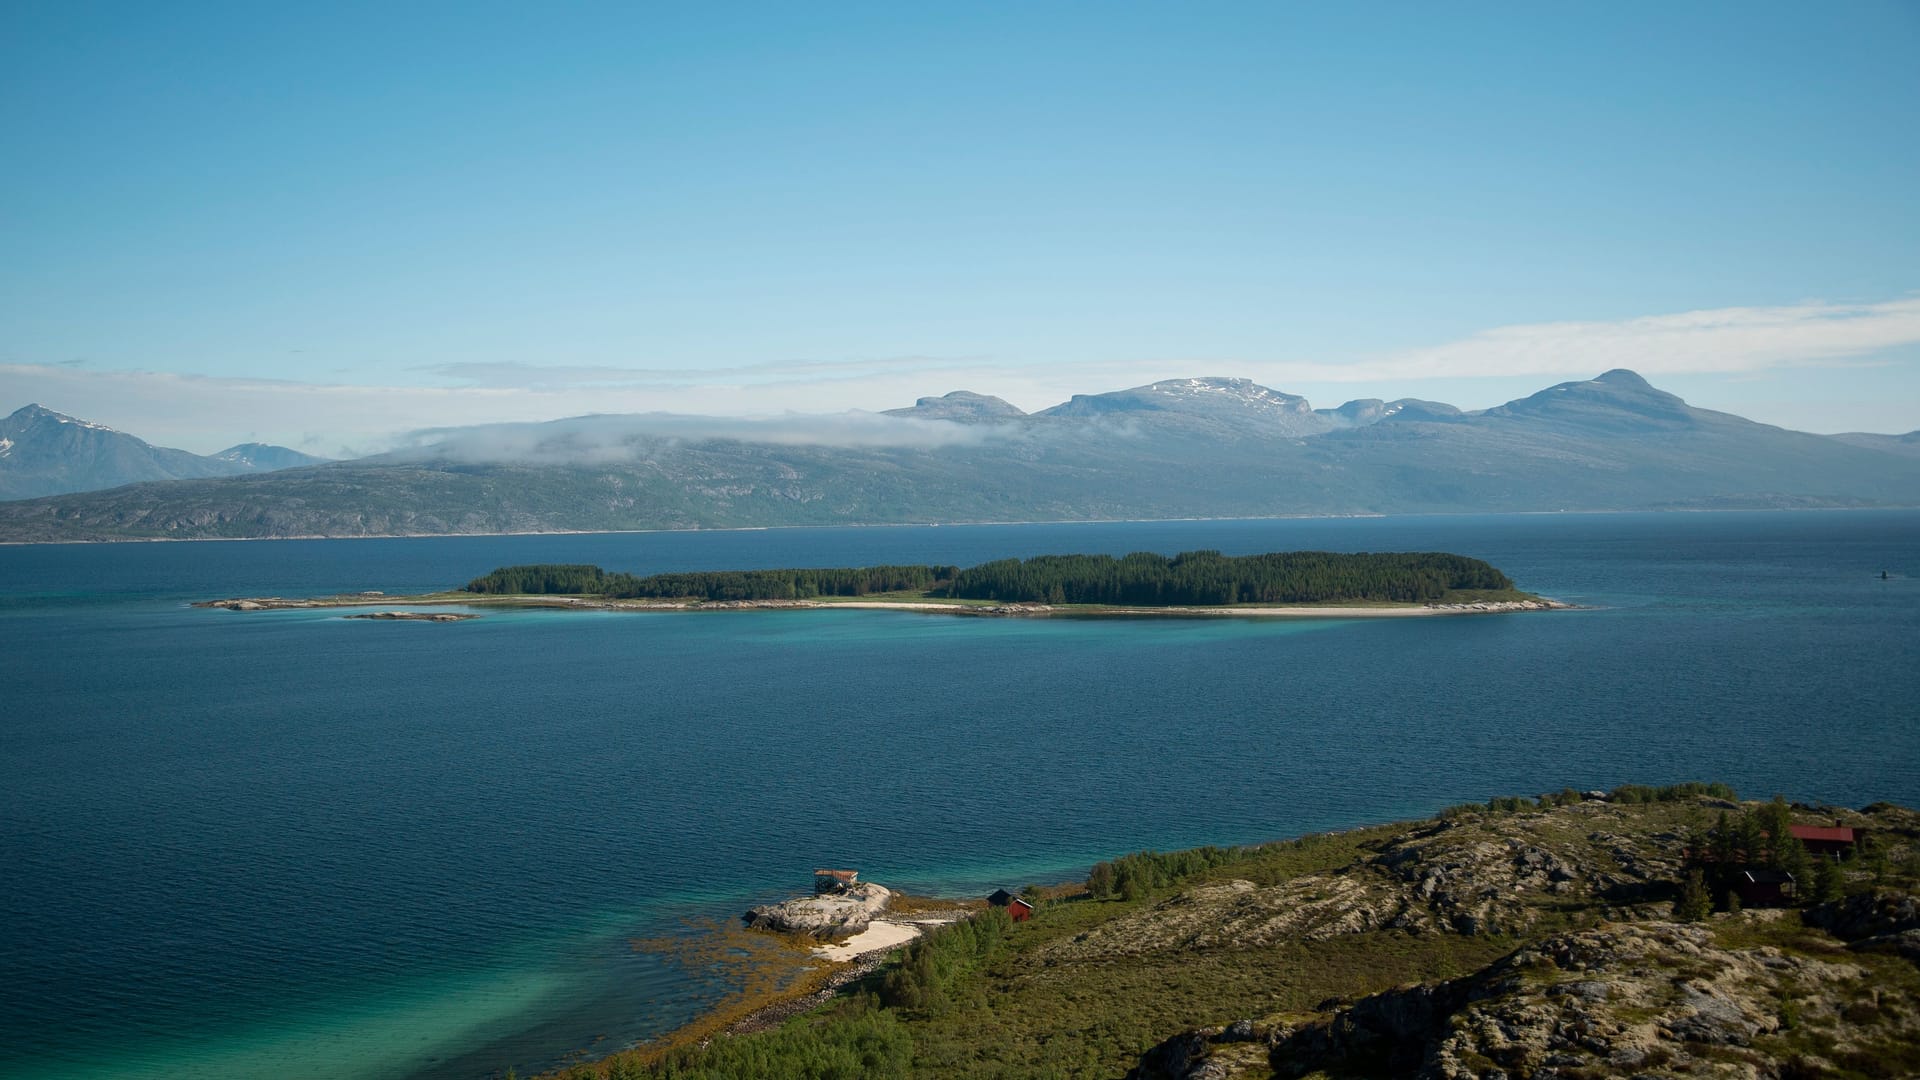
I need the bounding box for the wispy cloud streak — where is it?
[1244,296,1920,385]
[393,411,1007,465]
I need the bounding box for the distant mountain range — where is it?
[0,404,329,501]
[1,371,1915,542]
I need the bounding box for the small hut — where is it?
[987,888,1034,922]
[814,869,859,894]
[1736,868,1794,908]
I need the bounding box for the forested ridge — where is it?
[940,550,1511,604]
[464,550,1517,605]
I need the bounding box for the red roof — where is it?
[1789,825,1855,843]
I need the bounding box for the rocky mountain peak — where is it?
[1592,368,1655,390]
[1141,377,1314,413]
[0,405,327,500]
[1039,377,1331,437]
[211,443,330,470]
[881,391,1027,423]
[5,403,114,432]
[1485,368,1698,431]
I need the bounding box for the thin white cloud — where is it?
[420,354,989,390]
[1233,296,1920,385]
[394,411,1007,466]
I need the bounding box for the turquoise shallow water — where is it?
[2,511,1916,1079]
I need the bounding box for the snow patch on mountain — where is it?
[1151,377,1313,414]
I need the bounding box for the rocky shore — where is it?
[742,882,894,937]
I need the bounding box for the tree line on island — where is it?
[462,549,1518,605]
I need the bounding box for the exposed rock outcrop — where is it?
[1040,803,1688,963]
[1805,888,1920,962]
[1266,919,1916,1079]
[743,882,892,938]
[1125,1023,1270,1080]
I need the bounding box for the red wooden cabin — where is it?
[987,888,1034,922]
[1788,825,1857,860]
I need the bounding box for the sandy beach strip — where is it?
[200,594,1566,618]
[810,920,925,962]
[818,600,1560,617]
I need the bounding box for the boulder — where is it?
[744,882,892,938]
[1125,1032,1220,1080]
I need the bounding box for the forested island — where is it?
[198,550,1562,619]
[463,549,1526,607]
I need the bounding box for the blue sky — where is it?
[3,1,1917,453]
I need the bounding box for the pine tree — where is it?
[1811,853,1844,905]
[1782,836,1814,905]
[1711,810,1737,867]
[1737,810,1767,868]
[1762,796,1795,870]
[1676,869,1712,922]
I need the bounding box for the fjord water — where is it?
[3,511,1916,1080]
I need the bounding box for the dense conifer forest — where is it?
[464,550,1516,605]
[938,550,1512,604]
[464,563,952,601]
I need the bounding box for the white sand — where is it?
[826,600,1450,617]
[812,920,924,962]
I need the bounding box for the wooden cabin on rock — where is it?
[814,869,859,894]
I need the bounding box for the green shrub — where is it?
[649,1004,912,1079]
[1609,781,1737,804]
[878,909,1012,1016]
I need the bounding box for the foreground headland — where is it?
[540,784,1920,1080]
[196,550,1571,620]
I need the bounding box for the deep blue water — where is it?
[2,511,1916,1079]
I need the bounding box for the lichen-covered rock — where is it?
[1804,888,1920,941]
[743,882,891,938]
[1126,1027,1267,1080]
[1124,1031,1211,1080]
[1039,802,1694,962]
[1268,920,1916,1079]
[1213,1019,1256,1043]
